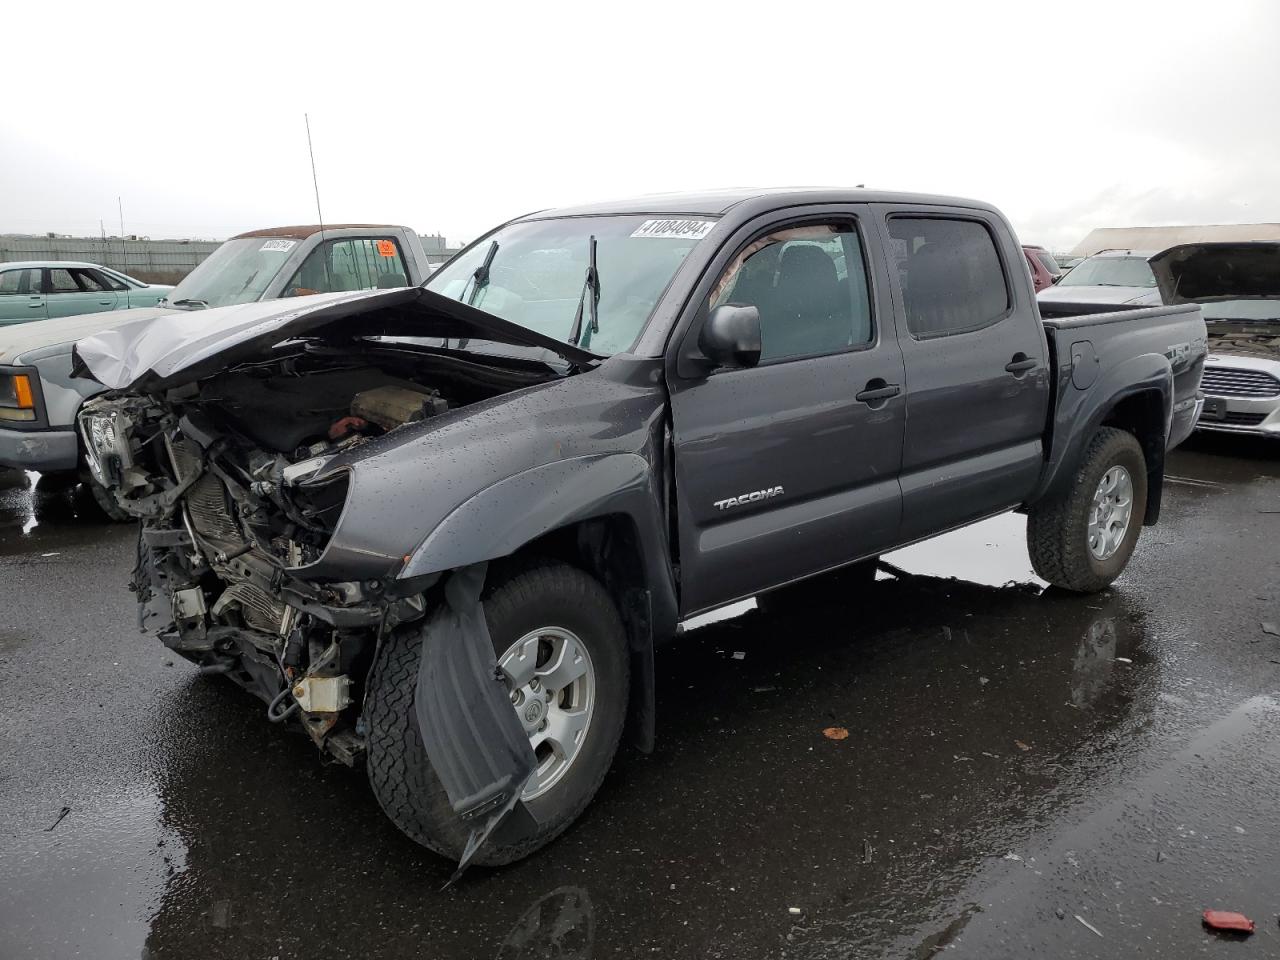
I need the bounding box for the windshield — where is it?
[1202,300,1280,321]
[427,215,715,355]
[1058,256,1156,288]
[164,237,298,308]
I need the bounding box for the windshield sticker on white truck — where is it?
[259,239,297,253]
[630,219,716,241]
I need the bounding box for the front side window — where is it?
[710,222,874,362]
[887,217,1010,338]
[0,269,42,295]
[1057,255,1157,288]
[428,215,714,356]
[285,237,408,296]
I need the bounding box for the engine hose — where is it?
[266,684,299,723]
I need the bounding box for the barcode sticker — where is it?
[259,239,297,253]
[630,219,716,241]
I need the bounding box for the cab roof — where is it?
[230,224,406,240]
[525,187,998,219]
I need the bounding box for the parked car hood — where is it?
[72,286,603,392]
[1150,242,1280,305]
[0,306,173,365]
[1037,284,1160,305]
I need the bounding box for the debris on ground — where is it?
[823,727,849,740]
[1202,910,1254,934]
[731,651,746,660]
[788,906,802,916]
[863,839,873,864]
[1156,850,1168,862]
[1114,656,1133,664]
[1014,740,1032,752]
[1055,908,1066,920]
[1074,915,1103,937]
[1261,622,1279,637]
[44,806,70,832]
[1003,852,1023,862]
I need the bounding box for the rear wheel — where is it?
[1027,427,1148,593]
[366,560,629,865]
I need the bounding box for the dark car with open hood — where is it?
[71,189,1207,876]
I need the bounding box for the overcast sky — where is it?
[3,1,1278,253]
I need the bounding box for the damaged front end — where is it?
[79,374,458,763]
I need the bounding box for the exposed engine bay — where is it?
[79,343,554,762]
[1206,321,1280,360]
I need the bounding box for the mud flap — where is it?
[414,563,538,883]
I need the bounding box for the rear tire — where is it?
[1027,427,1147,593]
[365,560,629,866]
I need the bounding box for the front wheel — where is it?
[366,560,629,866]
[1027,427,1148,593]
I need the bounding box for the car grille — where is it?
[1201,366,1280,397]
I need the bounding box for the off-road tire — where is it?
[755,558,878,616]
[365,561,629,866]
[1027,427,1147,593]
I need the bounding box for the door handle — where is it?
[855,381,901,404]
[1005,354,1038,375]
[98,299,113,305]
[28,302,43,309]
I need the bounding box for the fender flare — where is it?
[399,452,678,752]
[1035,350,1172,519]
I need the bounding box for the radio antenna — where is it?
[304,113,333,293]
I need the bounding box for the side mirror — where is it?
[698,304,761,369]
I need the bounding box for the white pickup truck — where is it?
[0,224,433,513]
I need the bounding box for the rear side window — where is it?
[887,217,1010,338]
[0,269,42,294]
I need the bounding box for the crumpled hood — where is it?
[1150,242,1280,305]
[72,286,601,391]
[0,306,174,365]
[1037,284,1160,305]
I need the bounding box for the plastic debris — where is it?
[731,651,746,660]
[788,907,802,916]
[1261,622,1279,637]
[1114,656,1133,664]
[1014,740,1032,752]
[1202,910,1254,934]
[862,839,873,864]
[823,727,849,740]
[1074,915,1103,938]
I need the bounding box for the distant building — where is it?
[419,233,462,264]
[1072,223,1280,257]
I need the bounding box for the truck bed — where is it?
[1031,298,1207,513]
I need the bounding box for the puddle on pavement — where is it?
[886,512,1045,589]
[0,468,119,554]
[0,784,187,960]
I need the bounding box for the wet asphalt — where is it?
[1,432,1278,960]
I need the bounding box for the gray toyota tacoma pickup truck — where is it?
[68,189,1206,874]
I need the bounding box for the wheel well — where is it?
[1100,390,1165,525]
[491,515,655,750]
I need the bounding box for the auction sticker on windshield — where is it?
[630,219,716,240]
[259,239,297,253]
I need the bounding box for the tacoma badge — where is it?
[714,485,784,511]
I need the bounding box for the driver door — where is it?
[667,206,907,616]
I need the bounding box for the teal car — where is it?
[0,261,174,325]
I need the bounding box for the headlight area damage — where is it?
[73,287,606,878]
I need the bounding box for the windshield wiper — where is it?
[167,298,209,309]
[462,241,499,306]
[567,235,600,348]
